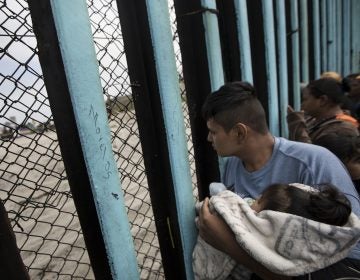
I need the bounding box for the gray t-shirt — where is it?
[222,136,360,259]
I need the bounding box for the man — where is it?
[198,81,360,279]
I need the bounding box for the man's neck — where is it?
[240,133,275,172]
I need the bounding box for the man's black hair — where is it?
[201,81,269,134]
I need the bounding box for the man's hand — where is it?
[197,198,292,280]
[197,197,236,254]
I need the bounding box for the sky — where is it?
[0,0,52,126]
[0,0,181,127]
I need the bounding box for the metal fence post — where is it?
[27,1,112,278]
[276,0,289,137]
[342,0,351,76]
[261,0,279,136]
[145,1,197,279]
[300,0,309,83]
[351,0,360,72]
[320,0,328,73]
[312,0,321,79]
[28,1,139,279]
[336,0,343,74]
[290,0,301,111]
[327,0,336,71]
[234,0,253,83]
[173,0,220,200]
[115,0,197,278]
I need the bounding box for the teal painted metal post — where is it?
[261,0,279,136]
[351,0,360,72]
[327,0,336,71]
[201,0,227,175]
[313,0,321,78]
[342,0,351,76]
[321,0,328,73]
[201,0,225,90]
[145,1,196,279]
[49,1,139,279]
[275,0,288,137]
[291,0,301,111]
[300,0,309,83]
[234,0,253,83]
[336,0,342,74]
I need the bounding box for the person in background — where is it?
[198,81,360,279]
[287,78,359,143]
[343,73,360,121]
[320,71,342,82]
[314,133,360,194]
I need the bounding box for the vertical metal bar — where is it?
[200,0,227,175]
[233,0,253,83]
[342,0,351,76]
[300,0,309,83]
[173,0,220,200]
[28,0,116,279]
[200,0,225,90]
[321,0,328,72]
[313,0,321,79]
[145,1,196,279]
[291,0,301,110]
[336,0,342,73]
[48,1,139,279]
[115,0,194,278]
[261,0,279,136]
[275,0,289,137]
[351,0,360,72]
[327,0,336,71]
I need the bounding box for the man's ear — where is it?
[232,123,248,142]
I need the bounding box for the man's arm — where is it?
[198,198,291,280]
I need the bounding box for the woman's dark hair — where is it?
[342,73,360,93]
[314,133,360,163]
[201,81,269,134]
[259,183,352,226]
[306,78,346,105]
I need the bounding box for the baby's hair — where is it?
[258,183,351,226]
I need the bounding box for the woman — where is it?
[287,78,359,143]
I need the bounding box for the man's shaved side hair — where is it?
[202,81,269,134]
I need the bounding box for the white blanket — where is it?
[193,189,360,279]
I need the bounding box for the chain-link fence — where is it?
[0,0,196,279]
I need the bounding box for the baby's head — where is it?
[251,183,351,226]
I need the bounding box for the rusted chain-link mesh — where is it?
[0,0,197,279]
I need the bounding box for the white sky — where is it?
[0,0,181,127]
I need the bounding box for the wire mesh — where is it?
[0,0,196,279]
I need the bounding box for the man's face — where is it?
[206,118,238,157]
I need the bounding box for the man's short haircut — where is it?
[201,81,269,134]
